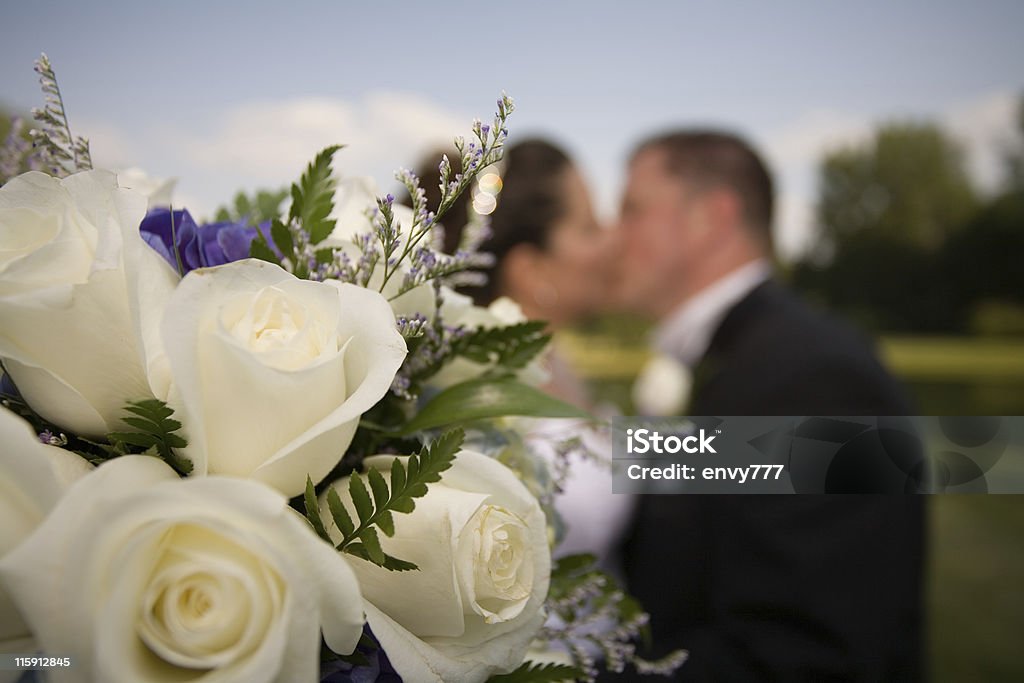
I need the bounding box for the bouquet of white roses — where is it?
[0,55,685,683]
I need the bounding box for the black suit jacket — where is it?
[620,281,925,682]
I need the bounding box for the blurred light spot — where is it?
[473,192,497,215]
[478,172,503,194]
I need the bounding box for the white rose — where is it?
[430,290,550,389]
[0,456,365,683]
[117,167,177,207]
[162,259,406,496]
[632,353,692,416]
[0,407,91,675]
[321,450,551,683]
[0,170,177,437]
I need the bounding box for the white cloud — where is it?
[76,119,137,170]
[174,93,468,216]
[71,93,468,219]
[65,88,1023,260]
[942,90,1020,192]
[759,110,872,262]
[762,109,872,171]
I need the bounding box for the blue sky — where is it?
[2,0,1022,259]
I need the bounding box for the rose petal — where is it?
[0,171,156,437]
[0,457,364,683]
[162,260,406,496]
[0,407,92,651]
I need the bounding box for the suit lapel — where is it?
[688,280,776,414]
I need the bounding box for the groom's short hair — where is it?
[634,130,775,249]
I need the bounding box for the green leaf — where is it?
[357,527,386,565]
[348,472,373,523]
[249,233,282,266]
[120,416,160,432]
[163,433,188,449]
[390,457,406,493]
[367,468,389,509]
[552,553,598,581]
[106,399,192,476]
[332,429,464,569]
[398,378,590,435]
[270,218,294,257]
[107,431,158,448]
[376,509,395,537]
[213,187,289,226]
[289,144,342,245]
[344,545,419,572]
[304,476,331,543]
[487,662,583,683]
[389,495,416,514]
[505,336,552,369]
[411,321,552,387]
[326,487,355,537]
[380,553,418,571]
[125,400,173,420]
[456,321,551,369]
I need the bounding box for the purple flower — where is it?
[139,208,200,272]
[0,371,20,399]
[319,627,400,683]
[139,208,279,274]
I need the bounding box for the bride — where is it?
[411,138,633,564]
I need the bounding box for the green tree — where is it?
[815,122,977,254]
[1004,94,1024,192]
[939,98,1024,336]
[794,122,980,333]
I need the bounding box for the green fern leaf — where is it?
[289,144,342,245]
[332,429,464,570]
[304,476,331,543]
[106,399,191,476]
[487,662,583,683]
[327,486,356,537]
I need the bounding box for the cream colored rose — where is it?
[0,456,364,683]
[0,170,177,437]
[161,259,406,496]
[0,407,91,676]
[429,289,550,389]
[320,449,550,682]
[117,167,177,207]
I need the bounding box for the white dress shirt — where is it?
[653,259,772,367]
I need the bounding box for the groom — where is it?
[612,131,924,681]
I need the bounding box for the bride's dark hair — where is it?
[408,139,572,305]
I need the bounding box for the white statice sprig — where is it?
[306,94,512,298]
[536,555,688,682]
[352,94,514,299]
[29,53,92,177]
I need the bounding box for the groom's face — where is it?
[615,148,706,317]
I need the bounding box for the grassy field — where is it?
[558,332,1024,414]
[929,496,1024,681]
[558,331,1024,680]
